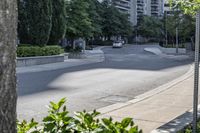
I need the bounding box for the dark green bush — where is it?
[17,45,64,57]
[64,46,82,53]
[17,98,142,133]
[89,40,113,46]
[178,120,200,133]
[161,44,186,48]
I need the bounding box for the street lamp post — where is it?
[193,11,200,133]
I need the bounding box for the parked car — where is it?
[120,39,125,45]
[113,41,123,48]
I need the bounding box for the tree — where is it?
[87,0,103,38]
[101,1,121,40]
[26,0,52,46]
[137,15,163,38]
[48,0,66,45]
[66,0,93,48]
[100,0,132,40]
[18,0,30,44]
[117,13,133,37]
[167,1,196,44]
[0,0,18,132]
[169,0,200,14]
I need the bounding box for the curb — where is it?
[144,47,191,61]
[17,46,105,74]
[151,105,200,133]
[144,47,163,55]
[98,63,194,115]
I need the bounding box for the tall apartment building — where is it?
[100,0,164,26]
[112,0,137,26]
[130,0,164,25]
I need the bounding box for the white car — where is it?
[113,41,123,48]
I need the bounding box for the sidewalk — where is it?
[17,48,105,74]
[97,64,195,133]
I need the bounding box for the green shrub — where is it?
[178,120,200,133]
[64,46,82,53]
[17,98,142,133]
[89,40,113,46]
[160,44,186,48]
[17,45,64,57]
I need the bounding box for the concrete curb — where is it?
[144,47,163,55]
[144,47,190,61]
[17,54,65,67]
[98,63,194,116]
[151,105,200,133]
[17,46,105,74]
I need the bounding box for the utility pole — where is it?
[193,11,200,133]
[175,7,179,54]
[176,27,178,54]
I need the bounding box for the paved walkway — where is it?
[97,63,195,133]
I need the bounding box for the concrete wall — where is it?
[17,55,65,67]
[160,47,186,54]
[68,53,86,59]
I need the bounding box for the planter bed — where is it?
[68,52,86,59]
[159,47,186,54]
[17,54,65,67]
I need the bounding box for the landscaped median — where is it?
[17,45,65,67]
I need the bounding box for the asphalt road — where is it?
[17,45,193,121]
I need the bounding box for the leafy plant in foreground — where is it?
[17,98,142,133]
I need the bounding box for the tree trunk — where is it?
[0,0,18,133]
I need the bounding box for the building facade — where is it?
[104,0,165,26]
[134,0,164,25]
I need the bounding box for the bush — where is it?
[160,44,186,48]
[17,45,64,57]
[64,46,82,53]
[89,40,113,46]
[17,98,142,133]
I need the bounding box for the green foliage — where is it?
[65,46,82,53]
[87,0,103,37]
[88,40,113,46]
[26,0,52,46]
[48,0,66,45]
[17,45,64,57]
[66,0,93,39]
[17,119,40,133]
[17,0,30,44]
[165,11,195,44]
[17,98,142,133]
[178,119,200,133]
[43,98,74,133]
[162,44,186,48]
[18,0,132,47]
[101,1,130,39]
[137,16,163,38]
[169,0,200,15]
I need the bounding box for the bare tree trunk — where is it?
[0,0,18,133]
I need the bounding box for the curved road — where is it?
[17,45,192,120]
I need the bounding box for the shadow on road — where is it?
[17,45,193,96]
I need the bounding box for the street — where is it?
[17,45,192,121]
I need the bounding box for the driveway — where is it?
[17,45,193,121]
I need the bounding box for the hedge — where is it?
[17,45,64,57]
[89,40,113,46]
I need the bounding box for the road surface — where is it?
[17,45,192,121]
